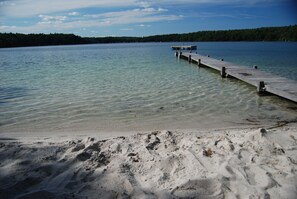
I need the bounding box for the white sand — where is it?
[0,123,297,199]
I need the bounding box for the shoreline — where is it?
[0,122,268,142]
[1,122,297,198]
[0,119,294,143]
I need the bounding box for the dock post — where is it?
[175,51,178,57]
[188,55,192,63]
[257,81,265,93]
[198,59,201,67]
[221,67,226,78]
[179,51,182,59]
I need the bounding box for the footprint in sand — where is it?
[171,178,224,199]
[243,165,278,189]
[238,149,253,163]
[159,155,179,175]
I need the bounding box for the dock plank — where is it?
[178,52,297,102]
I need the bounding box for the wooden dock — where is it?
[172,45,197,50]
[177,52,297,103]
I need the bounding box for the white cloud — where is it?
[95,7,168,18]
[0,0,277,35]
[2,0,138,17]
[138,24,151,27]
[0,1,13,6]
[0,25,17,29]
[1,0,278,17]
[137,1,151,8]
[68,12,80,16]
[39,15,67,22]
[83,7,181,26]
[0,6,182,33]
[158,8,168,12]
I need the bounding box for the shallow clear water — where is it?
[0,42,296,133]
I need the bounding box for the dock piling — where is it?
[188,55,192,63]
[221,67,226,78]
[257,81,266,93]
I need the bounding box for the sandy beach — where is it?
[1,122,297,199]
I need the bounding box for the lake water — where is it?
[0,42,297,133]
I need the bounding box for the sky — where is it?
[0,0,296,37]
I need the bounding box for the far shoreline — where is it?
[1,25,296,48]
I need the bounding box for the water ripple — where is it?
[1,42,297,132]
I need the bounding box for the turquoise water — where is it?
[0,42,297,133]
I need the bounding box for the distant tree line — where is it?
[0,33,86,48]
[141,25,297,42]
[0,25,296,48]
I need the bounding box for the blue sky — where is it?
[0,0,296,37]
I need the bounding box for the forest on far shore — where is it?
[0,25,296,48]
